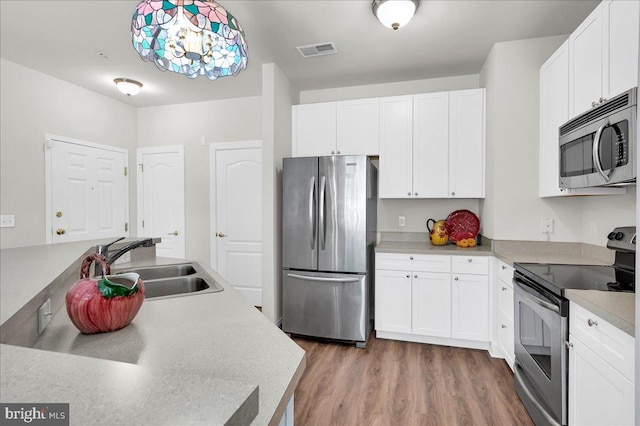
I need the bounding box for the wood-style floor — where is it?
[292,335,534,426]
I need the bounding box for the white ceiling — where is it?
[0,0,599,108]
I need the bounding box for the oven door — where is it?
[513,275,568,426]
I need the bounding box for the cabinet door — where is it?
[539,41,571,198]
[604,0,640,98]
[569,336,635,426]
[379,96,413,198]
[336,98,379,156]
[448,89,485,198]
[451,273,489,341]
[569,4,604,117]
[412,272,451,337]
[412,92,449,198]
[292,103,336,157]
[375,269,412,333]
[498,311,515,370]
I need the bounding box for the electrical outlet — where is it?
[540,218,554,234]
[38,298,52,334]
[0,214,15,228]
[398,216,405,227]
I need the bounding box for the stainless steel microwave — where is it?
[559,87,636,189]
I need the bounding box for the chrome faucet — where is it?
[95,237,154,275]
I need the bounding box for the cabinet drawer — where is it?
[497,259,514,284]
[498,279,514,320]
[570,301,635,382]
[376,253,450,273]
[451,256,489,275]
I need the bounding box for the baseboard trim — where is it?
[376,330,490,351]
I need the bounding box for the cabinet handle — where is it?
[599,97,606,103]
[592,101,598,107]
[407,192,411,196]
[502,286,507,291]
[409,256,414,260]
[337,151,340,154]
[414,274,417,278]
[414,192,418,196]
[501,265,507,270]
[587,319,598,327]
[331,150,335,155]
[501,324,507,329]
[406,274,410,278]
[454,277,459,281]
[451,192,455,196]
[565,341,573,349]
[467,258,472,263]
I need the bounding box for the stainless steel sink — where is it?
[123,264,197,280]
[115,262,224,299]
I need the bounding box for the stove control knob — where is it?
[615,232,624,241]
[607,232,616,240]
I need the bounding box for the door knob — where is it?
[55,211,63,217]
[56,228,66,235]
[217,232,226,237]
[168,230,179,236]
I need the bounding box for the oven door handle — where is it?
[514,278,560,314]
[592,118,612,182]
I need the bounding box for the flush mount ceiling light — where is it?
[114,78,143,96]
[372,0,419,30]
[131,0,248,80]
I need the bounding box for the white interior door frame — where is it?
[44,133,129,244]
[209,140,262,270]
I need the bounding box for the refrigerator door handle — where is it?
[319,175,326,251]
[286,273,361,283]
[309,176,316,249]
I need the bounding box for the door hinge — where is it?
[139,164,144,173]
[125,222,128,232]
[124,167,128,177]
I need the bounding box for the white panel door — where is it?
[413,92,449,198]
[336,98,379,155]
[212,142,262,306]
[448,89,485,198]
[49,138,127,244]
[412,272,451,337]
[605,0,640,98]
[451,273,489,341]
[138,147,185,259]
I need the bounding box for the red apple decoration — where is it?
[66,254,145,334]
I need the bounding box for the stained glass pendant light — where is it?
[131,0,248,80]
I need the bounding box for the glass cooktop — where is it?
[514,263,635,296]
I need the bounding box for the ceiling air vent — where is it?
[296,42,338,58]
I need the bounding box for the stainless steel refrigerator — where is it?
[282,155,377,348]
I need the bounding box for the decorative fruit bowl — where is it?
[66,254,145,334]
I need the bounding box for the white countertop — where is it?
[0,241,305,425]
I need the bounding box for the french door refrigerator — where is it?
[282,155,377,348]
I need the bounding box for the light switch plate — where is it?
[0,215,15,228]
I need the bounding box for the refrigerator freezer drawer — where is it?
[282,270,370,343]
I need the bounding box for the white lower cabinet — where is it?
[568,301,635,426]
[375,253,490,349]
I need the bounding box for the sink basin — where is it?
[123,264,196,280]
[143,276,210,298]
[115,262,223,299]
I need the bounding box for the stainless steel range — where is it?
[512,226,636,426]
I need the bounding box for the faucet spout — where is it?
[95,237,154,275]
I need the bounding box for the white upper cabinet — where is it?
[379,95,414,198]
[568,0,639,118]
[292,98,379,157]
[379,89,485,199]
[413,92,449,198]
[448,89,485,198]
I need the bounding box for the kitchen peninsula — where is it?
[0,240,305,425]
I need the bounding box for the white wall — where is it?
[136,96,262,263]
[0,59,138,249]
[479,36,635,246]
[261,63,297,323]
[300,74,483,235]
